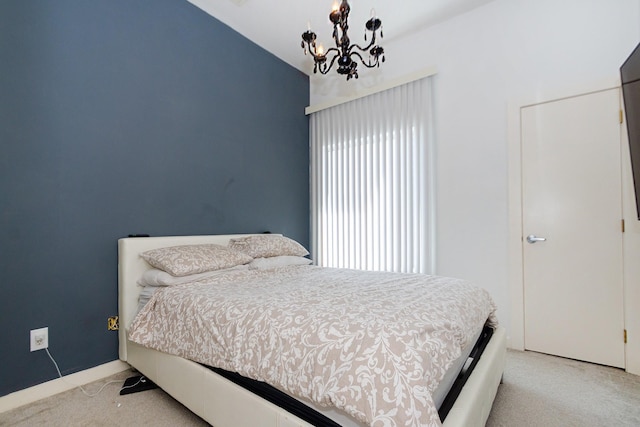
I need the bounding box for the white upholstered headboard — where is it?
[117,234,264,361]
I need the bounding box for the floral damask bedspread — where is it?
[128,266,497,427]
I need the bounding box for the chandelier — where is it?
[301,0,385,80]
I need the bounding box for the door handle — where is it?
[526,234,547,244]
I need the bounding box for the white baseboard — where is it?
[0,360,130,413]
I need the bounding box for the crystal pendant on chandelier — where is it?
[300,0,385,80]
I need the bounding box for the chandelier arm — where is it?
[318,54,341,74]
[349,42,376,55]
[305,45,340,63]
[323,47,341,57]
[348,35,377,54]
[349,51,379,69]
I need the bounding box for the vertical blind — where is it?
[310,77,435,274]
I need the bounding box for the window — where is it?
[310,77,435,273]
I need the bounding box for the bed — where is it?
[118,234,506,427]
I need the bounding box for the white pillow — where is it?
[138,265,249,287]
[138,286,161,312]
[248,256,312,270]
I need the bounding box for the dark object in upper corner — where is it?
[621,42,640,220]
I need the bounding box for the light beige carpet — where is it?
[0,370,209,427]
[2,350,639,426]
[486,350,640,427]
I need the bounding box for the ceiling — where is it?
[187,0,495,75]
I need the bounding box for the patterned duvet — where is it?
[128,265,497,427]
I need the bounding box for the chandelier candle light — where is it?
[301,0,385,80]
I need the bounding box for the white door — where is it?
[521,88,625,368]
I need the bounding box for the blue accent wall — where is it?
[0,0,309,395]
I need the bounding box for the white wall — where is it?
[309,0,640,345]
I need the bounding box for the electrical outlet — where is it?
[107,316,119,331]
[30,327,48,352]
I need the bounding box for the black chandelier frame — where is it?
[301,0,385,80]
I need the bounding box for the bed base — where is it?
[118,235,506,426]
[205,325,499,426]
[125,328,505,427]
